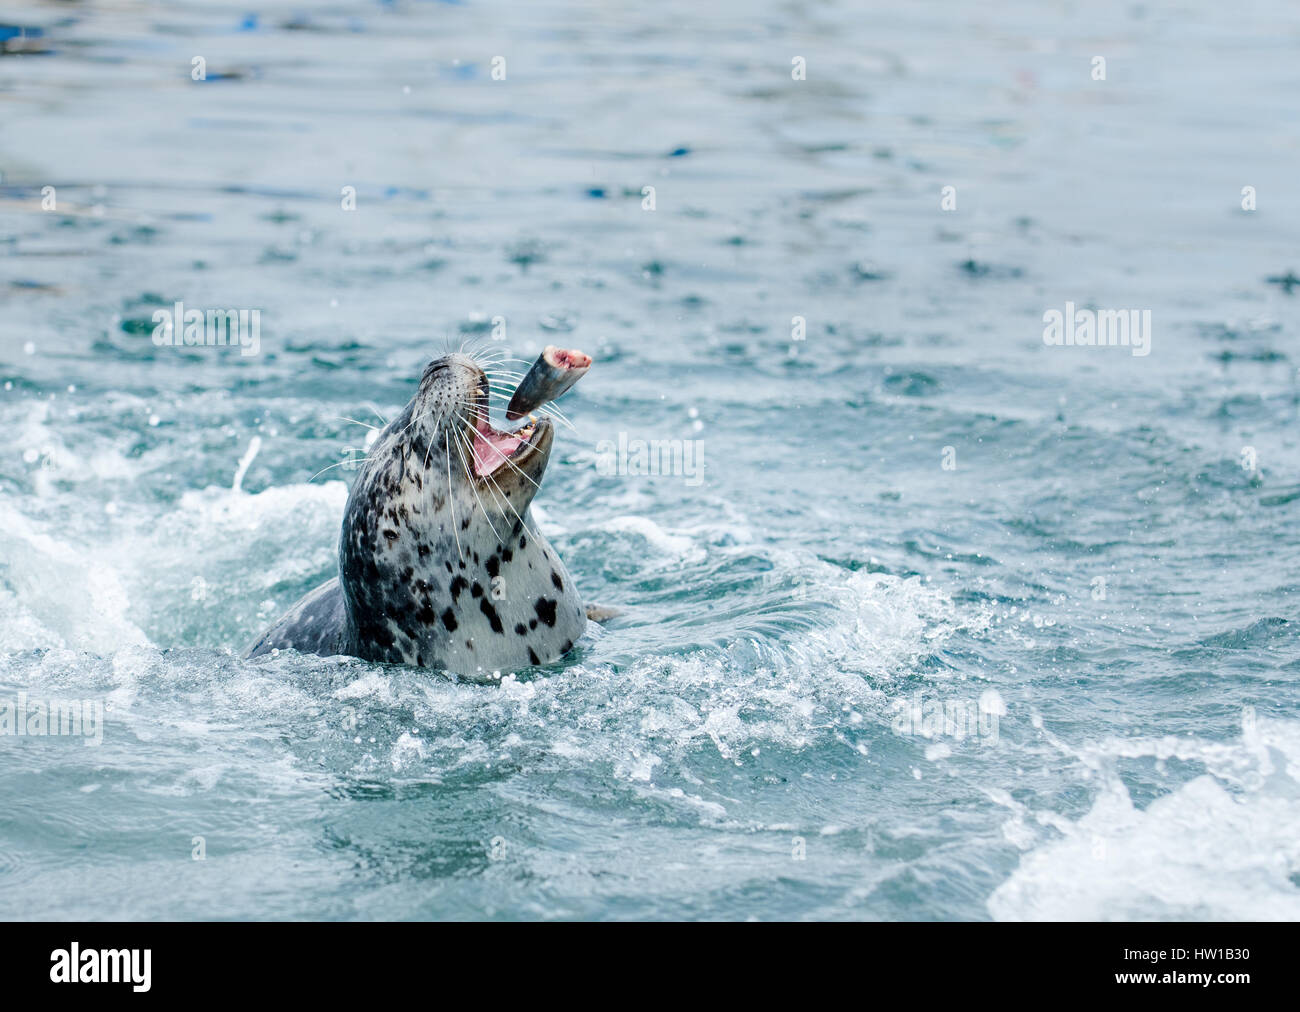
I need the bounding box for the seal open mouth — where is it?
[464,372,554,480]
[471,410,544,478]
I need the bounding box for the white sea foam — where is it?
[988,717,1300,920]
[0,476,348,654]
[0,502,149,652]
[596,514,705,562]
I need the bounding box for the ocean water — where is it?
[2,0,1299,921]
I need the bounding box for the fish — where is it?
[506,345,592,421]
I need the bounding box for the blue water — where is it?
[2,0,1299,920]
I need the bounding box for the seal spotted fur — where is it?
[245,352,587,676]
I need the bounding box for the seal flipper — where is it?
[245,576,348,659]
[585,604,621,623]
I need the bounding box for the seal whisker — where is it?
[451,424,506,545]
[480,363,533,377]
[469,350,522,367]
[309,456,376,482]
[532,403,577,432]
[463,338,523,367]
[396,403,445,441]
[470,348,530,364]
[451,400,489,430]
[481,465,539,544]
[420,417,440,484]
[335,415,381,431]
[479,382,578,432]
[503,399,577,434]
[445,439,465,564]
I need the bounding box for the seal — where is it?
[244,351,589,677]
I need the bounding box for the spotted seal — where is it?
[245,351,590,677]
